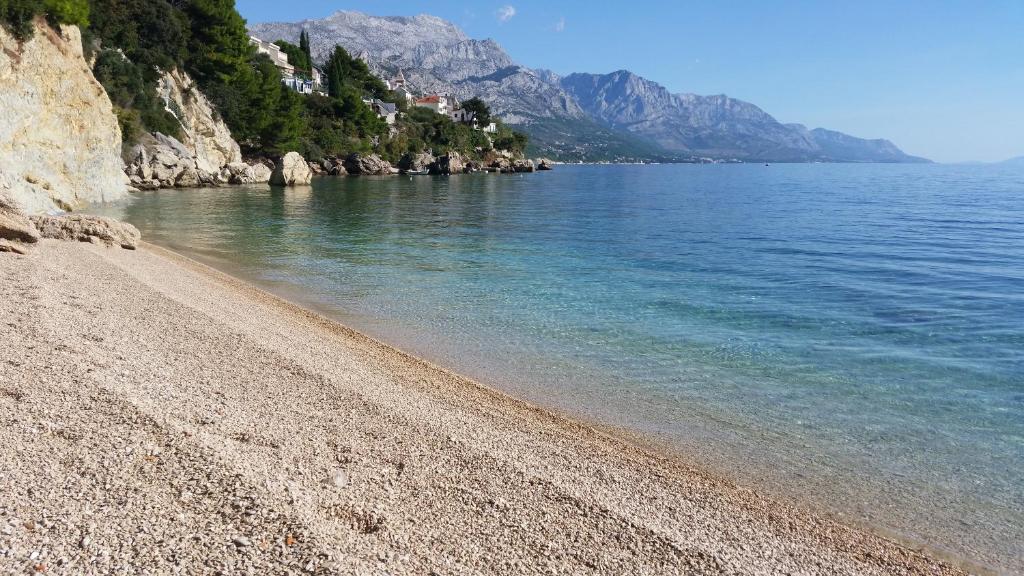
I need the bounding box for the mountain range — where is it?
[249,11,927,163]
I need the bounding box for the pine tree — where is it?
[179,0,252,86]
[325,45,349,98]
[299,29,312,70]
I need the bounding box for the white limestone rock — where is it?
[270,152,313,186]
[0,21,130,214]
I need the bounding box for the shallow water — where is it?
[91,164,1024,572]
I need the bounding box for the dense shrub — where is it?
[1,0,89,40]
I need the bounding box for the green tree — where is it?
[275,39,310,77]
[2,0,89,39]
[44,0,89,27]
[299,29,312,69]
[178,0,252,86]
[460,97,492,127]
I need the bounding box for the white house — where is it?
[414,94,449,115]
[449,103,499,133]
[393,85,415,103]
[249,36,294,77]
[449,107,474,124]
[372,100,398,125]
[249,35,326,95]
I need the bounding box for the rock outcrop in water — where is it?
[0,20,130,213]
[270,152,313,186]
[223,162,273,185]
[428,152,466,175]
[398,152,435,173]
[343,153,392,176]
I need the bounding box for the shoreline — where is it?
[0,240,978,574]
[143,241,1001,576]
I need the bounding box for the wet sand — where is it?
[0,240,969,574]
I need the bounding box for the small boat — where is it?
[405,169,430,176]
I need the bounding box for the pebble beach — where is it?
[0,240,970,575]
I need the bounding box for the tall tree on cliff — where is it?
[178,0,251,85]
[299,29,312,69]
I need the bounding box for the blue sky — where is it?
[237,1,1024,163]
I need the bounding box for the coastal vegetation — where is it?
[2,0,528,164]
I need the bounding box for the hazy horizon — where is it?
[237,0,1024,163]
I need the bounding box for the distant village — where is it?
[249,35,498,134]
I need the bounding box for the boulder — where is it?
[175,167,201,188]
[429,152,467,175]
[223,162,273,185]
[398,152,435,173]
[343,153,392,176]
[270,152,313,186]
[251,163,273,183]
[537,158,554,171]
[512,159,536,173]
[128,132,202,188]
[0,207,39,244]
[320,157,347,176]
[489,157,512,173]
[30,214,141,249]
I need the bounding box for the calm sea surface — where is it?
[90,164,1024,572]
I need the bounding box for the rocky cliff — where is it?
[126,68,246,189]
[0,20,129,214]
[156,69,242,175]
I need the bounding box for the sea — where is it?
[90,163,1024,573]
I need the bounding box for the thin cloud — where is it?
[554,17,566,32]
[496,5,516,23]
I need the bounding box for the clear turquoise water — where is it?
[91,164,1023,572]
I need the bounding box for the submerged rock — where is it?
[270,152,313,186]
[30,215,141,250]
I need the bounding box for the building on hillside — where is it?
[249,36,294,77]
[362,98,399,125]
[387,69,408,90]
[449,107,475,124]
[372,100,398,125]
[393,85,415,103]
[414,94,449,116]
[449,103,499,133]
[249,35,326,95]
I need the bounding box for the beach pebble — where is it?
[327,470,349,489]
[231,535,251,547]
